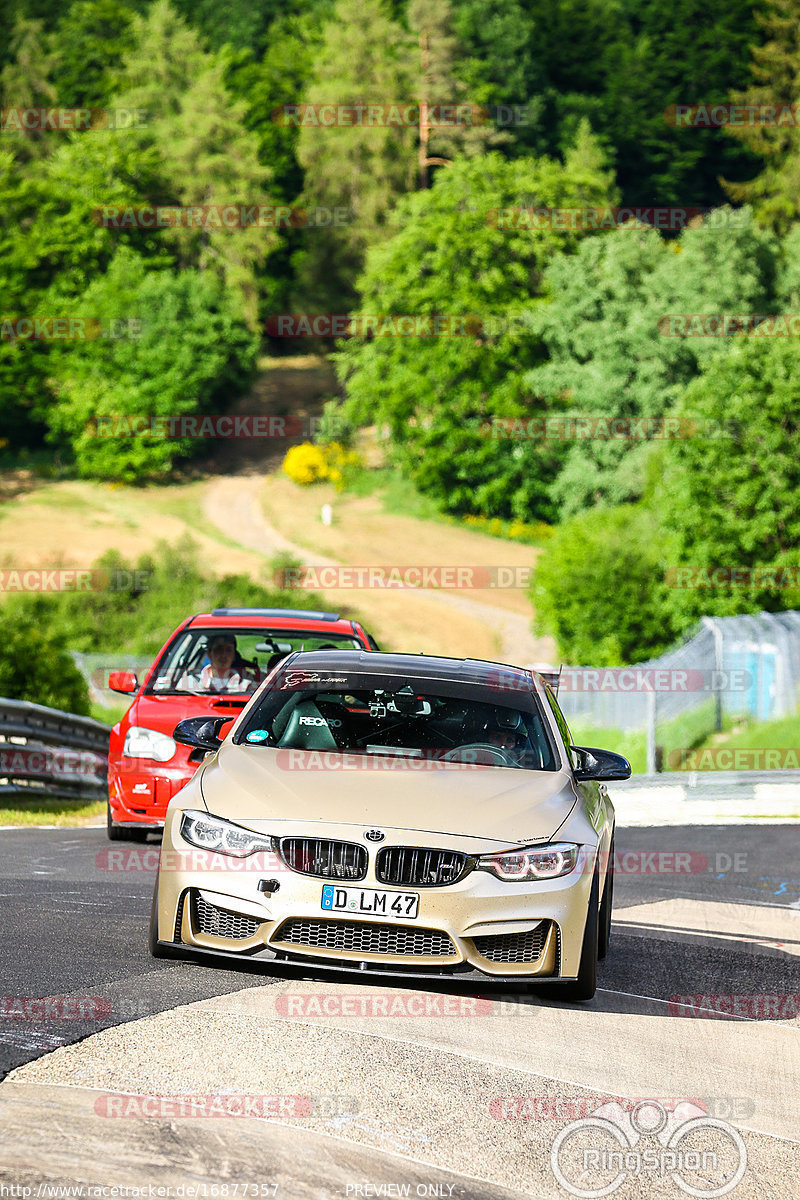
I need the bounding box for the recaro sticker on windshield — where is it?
[246,729,271,743]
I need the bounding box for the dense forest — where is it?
[3,0,800,662]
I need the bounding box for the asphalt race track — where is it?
[1,823,798,1197]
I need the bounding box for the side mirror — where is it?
[572,745,631,782]
[173,716,231,752]
[108,671,138,694]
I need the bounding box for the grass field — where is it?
[259,472,538,619]
[0,798,105,827]
[571,707,800,775]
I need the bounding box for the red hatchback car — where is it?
[106,607,378,840]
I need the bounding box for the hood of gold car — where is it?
[198,742,577,844]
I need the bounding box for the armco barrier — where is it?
[612,768,800,792]
[0,697,109,801]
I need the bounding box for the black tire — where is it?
[107,801,126,841]
[148,874,170,958]
[598,836,614,961]
[558,868,600,1003]
[107,802,149,842]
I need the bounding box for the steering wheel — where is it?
[441,742,518,766]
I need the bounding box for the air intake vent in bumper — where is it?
[472,922,550,963]
[277,837,367,880]
[194,893,263,940]
[274,917,456,957]
[376,846,470,887]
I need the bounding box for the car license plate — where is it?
[321,884,419,920]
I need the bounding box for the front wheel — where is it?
[107,801,126,841]
[549,869,600,1003]
[107,802,148,842]
[598,836,614,961]
[148,875,171,958]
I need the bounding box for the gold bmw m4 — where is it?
[149,651,630,1001]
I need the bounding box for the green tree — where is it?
[225,4,334,316]
[0,148,54,449]
[292,0,417,310]
[654,338,800,625]
[111,0,276,323]
[0,598,90,714]
[724,0,800,229]
[49,0,136,108]
[451,0,544,150]
[46,248,258,480]
[408,0,503,187]
[526,210,780,517]
[527,0,761,208]
[532,504,679,664]
[336,139,617,518]
[0,15,59,160]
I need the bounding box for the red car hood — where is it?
[131,692,248,734]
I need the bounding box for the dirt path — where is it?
[202,475,557,669]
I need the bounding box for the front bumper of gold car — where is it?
[153,804,609,985]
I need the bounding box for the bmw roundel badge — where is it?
[364,829,385,842]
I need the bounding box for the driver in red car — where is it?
[177,634,254,694]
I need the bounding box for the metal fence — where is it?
[557,610,800,772]
[0,698,109,801]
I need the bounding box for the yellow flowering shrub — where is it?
[282,441,362,489]
[459,513,554,543]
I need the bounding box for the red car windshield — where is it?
[145,628,364,696]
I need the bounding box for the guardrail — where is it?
[614,769,800,797]
[0,698,109,801]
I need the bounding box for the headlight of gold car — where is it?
[180,810,272,858]
[476,842,580,881]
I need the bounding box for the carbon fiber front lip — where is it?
[154,939,573,984]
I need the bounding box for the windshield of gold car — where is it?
[237,677,558,770]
